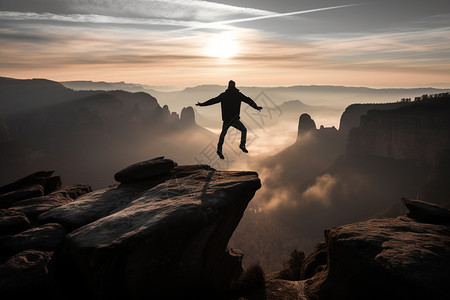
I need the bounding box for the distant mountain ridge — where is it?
[61,80,177,93]
[0,77,216,188]
[58,78,450,114]
[0,77,75,116]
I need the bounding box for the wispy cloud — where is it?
[0,11,205,28]
[173,4,362,32]
[212,4,361,25]
[0,0,274,22]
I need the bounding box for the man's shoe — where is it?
[239,145,248,153]
[217,150,225,159]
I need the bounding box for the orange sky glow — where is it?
[1,1,449,89]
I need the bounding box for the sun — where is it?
[205,31,238,59]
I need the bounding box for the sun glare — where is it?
[205,31,238,59]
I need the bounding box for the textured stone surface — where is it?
[59,164,260,298]
[10,194,74,221]
[301,242,327,280]
[39,181,163,231]
[1,223,66,257]
[8,184,91,223]
[0,250,55,296]
[0,184,44,209]
[0,209,30,236]
[304,214,450,300]
[402,197,450,224]
[0,159,261,299]
[0,171,53,195]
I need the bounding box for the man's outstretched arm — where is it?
[242,95,263,111]
[195,95,222,107]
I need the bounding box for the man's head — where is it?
[228,80,236,89]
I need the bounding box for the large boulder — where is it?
[304,200,450,300]
[113,156,176,183]
[0,171,55,195]
[401,197,450,224]
[297,113,316,135]
[40,163,261,299]
[0,184,44,209]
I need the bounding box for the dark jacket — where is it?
[198,87,258,122]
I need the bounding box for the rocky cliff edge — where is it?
[0,157,261,299]
[301,198,450,300]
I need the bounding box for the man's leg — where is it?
[217,122,231,159]
[231,120,248,153]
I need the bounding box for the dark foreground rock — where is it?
[304,199,450,300]
[300,242,327,280]
[1,223,66,257]
[0,249,56,297]
[0,172,92,297]
[0,157,261,299]
[401,197,450,224]
[0,209,30,235]
[51,161,260,299]
[0,184,44,208]
[113,156,176,183]
[0,170,60,196]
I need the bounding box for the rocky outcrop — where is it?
[401,197,450,224]
[297,113,316,135]
[303,198,450,300]
[0,173,92,298]
[0,184,44,209]
[113,156,176,183]
[338,102,408,135]
[0,157,261,299]
[347,98,450,164]
[0,171,58,196]
[162,104,170,119]
[180,106,196,126]
[300,242,327,280]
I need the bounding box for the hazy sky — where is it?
[1,0,449,88]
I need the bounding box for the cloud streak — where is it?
[0,3,362,32]
[215,4,361,25]
[0,11,204,28]
[0,0,273,22]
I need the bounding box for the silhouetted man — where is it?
[196,80,262,159]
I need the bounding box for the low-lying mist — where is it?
[229,125,429,272]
